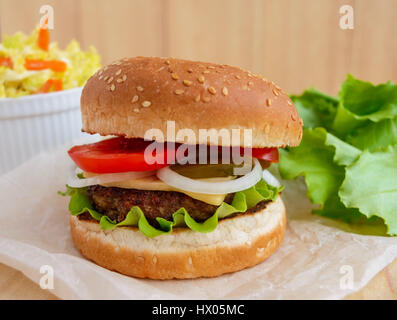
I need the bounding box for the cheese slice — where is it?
[83,172,231,206]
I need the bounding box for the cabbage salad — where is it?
[0,25,101,97]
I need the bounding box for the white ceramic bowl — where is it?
[0,87,84,174]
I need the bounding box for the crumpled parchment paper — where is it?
[0,142,396,300]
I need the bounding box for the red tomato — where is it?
[68,137,279,174]
[68,137,181,173]
[251,147,279,163]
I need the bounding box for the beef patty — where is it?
[79,185,271,227]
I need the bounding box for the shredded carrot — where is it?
[0,57,13,69]
[52,79,63,91]
[35,78,63,93]
[36,79,54,93]
[25,59,67,72]
[38,17,49,51]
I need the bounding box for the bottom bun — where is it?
[70,196,286,279]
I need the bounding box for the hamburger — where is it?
[63,57,302,279]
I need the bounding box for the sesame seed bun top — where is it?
[81,56,302,148]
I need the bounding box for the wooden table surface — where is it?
[1,259,396,300]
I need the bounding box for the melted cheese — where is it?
[83,173,231,206]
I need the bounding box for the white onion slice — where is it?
[262,170,281,188]
[67,167,155,188]
[156,158,262,195]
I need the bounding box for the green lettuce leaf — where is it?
[332,75,397,138]
[279,128,388,230]
[340,146,397,235]
[291,88,338,130]
[279,128,360,206]
[280,75,397,235]
[60,179,281,238]
[346,118,397,151]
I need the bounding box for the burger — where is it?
[63,57,302,279]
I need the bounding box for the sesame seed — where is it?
[104,75,109,81]
[122,74,127,81]
[142,101,151,107]
[171,73,179,80]
[114,61,122,65]
[156,66,165,72]
[131,95,139,103]
[115,69,122,76]
[107,77,114,84]
[222,87,228,96]
[98,75,103,80]
[187,68,193,73]
[203,96,211,102]
[235,75,241,79]
[273,89,279,96]
[208,66,215,69]
[266,98,272,106]
[208,87,216,95]
[195,94,201,102]
[99,70,103,75]
[133,108,140,113]
[198,76,205,83]
[117,78,123,83]
[137,86,144,92]
[291,114,296,121]
[174,89,184,95]
[110,84,115,91]
[287,100,293,106]
[203,70,210,74]
[165,60,171,65]
[248,81,254,86]
[183,80,192,87]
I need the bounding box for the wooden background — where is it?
[0,0,396,96]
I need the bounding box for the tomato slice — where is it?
[68,137,181,173]
[68,137,279,174]
[251,147,279,163]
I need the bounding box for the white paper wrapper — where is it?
[0,143,396,300]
